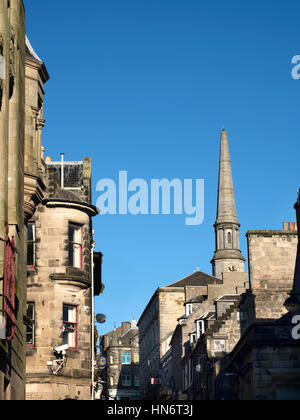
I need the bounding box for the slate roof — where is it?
[166,270,222,288]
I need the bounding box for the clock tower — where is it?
[211,130,245,279]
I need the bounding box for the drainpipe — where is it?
[91,239,95,400]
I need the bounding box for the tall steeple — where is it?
[211,130,245,279]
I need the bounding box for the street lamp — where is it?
[92,312,107,400]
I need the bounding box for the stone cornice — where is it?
[50,269,91,290]
[43,198,99,217]
[24,173,46,222]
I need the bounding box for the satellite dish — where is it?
[96,314,107,324]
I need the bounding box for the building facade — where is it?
[180,214,298,400]
[0,0,49,400]
[100,321,140,401]
[25,157,101,400]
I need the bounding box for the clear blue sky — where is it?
[25,0,300,336]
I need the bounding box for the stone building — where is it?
[0,0,49,400]
[226,191,300,400]
[138,273,225,400]
[100,321,140,400]
[180,212,298,400]
[25,156,102,400]
[138,129,249,400]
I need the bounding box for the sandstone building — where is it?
[25,156,102,400]
[226,192,300,400]
[171,206,298,400]
[100,321,140,400]
[0,0,50,400]
[0,0,102,400]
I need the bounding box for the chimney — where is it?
[45,156,52,163]
[289,222,294,231]
[283,222,288,231]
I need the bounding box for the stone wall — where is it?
[247,231,298,320]
[0,0,27,401]
[26,201,93,400]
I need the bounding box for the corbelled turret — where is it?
[211,130,245,279]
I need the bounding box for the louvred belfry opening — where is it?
[3,227,16,341]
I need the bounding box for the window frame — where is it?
[121,351,131,365]
[27,222,36,268]
[196,320,205,339]
[186,304,193,317]
[121,372,131,387]
[26,302,35,348]
[62,304,78,350]
[68,223,83,270]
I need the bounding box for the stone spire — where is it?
[211,130,245,279]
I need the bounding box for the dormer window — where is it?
[190,333,196,345]
[196,320,205,338]
[68,223,83,269]
[186,304,193,317]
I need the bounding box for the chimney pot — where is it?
[45,156,52,163]
[289,222,294,231]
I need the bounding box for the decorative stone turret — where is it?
[211,130,245,279]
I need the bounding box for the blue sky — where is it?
[25,0,300,336]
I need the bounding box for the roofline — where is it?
[247,230,297,236]
[165,270,220,288]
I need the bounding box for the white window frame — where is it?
[186,304,193,317]
[68,223,83,269]
[121,351,131,365]
[63,304,77,349]
[196,320,205,339]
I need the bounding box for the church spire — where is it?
[211,130,245,279]
[216,130,239,225]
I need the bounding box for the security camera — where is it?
[54,344,69,353]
